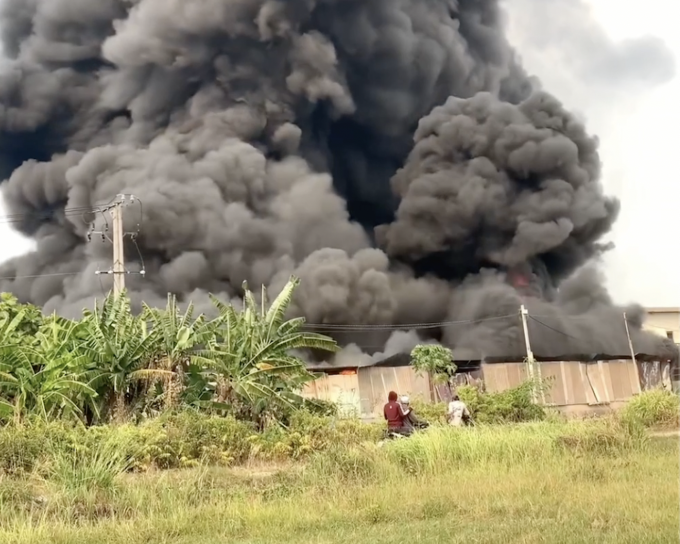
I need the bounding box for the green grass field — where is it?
[1,420,678,544]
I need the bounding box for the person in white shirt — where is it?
[447,394,472,427]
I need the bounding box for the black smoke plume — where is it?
[0,0,675,361]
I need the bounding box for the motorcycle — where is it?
[379,420,430,445]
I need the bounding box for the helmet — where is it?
[400,395,410,405]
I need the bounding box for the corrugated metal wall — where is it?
[302,359,672,416]
[301,373,361,417]
[302,367,431,417]
[357,367,432,417]
[481,360,644,406]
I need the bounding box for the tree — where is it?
[193,276,339,426]
[410,344,457,385]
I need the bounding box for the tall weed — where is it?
[46,433,139,493]
[620,390,679,429]
[305,445,385,485]
[0,420,77,474]
[384,424,559,475]
[555,417,648,455]
[385,418,647,476]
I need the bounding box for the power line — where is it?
[0,196,146,286]
[302,313,518,331]
[0,195,126,225]
[0,206,99,225]
[0,271,81,281]
[129,233,147,277]
[528,315,579,340]
[530,313,615,321]
[0,205,96,218]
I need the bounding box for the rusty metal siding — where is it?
[638,360,672,391]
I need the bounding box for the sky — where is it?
[0,0,678,308]
[503,0,680,307]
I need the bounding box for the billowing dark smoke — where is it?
[0,0,675,361]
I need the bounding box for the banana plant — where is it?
[141,294,214,409]
[193,276,339,424]
[0,315,97,423]
[79,292,160,421]
[0,293,42,347]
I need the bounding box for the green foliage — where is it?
[80,293,160,421]
[306,445,382,484]
[458,381,547,424]
[193,277,339,426]
[555,417,648,455]
[46,433,139,493]
[0,424,49,474]
[138,294,213,414]
[410,381,548,425]
[385,419,649,477]
[146,411,255,468]
[0,420,673,544]
[0,316,98,423]
[0,411,655,483]
[0,419,81,474]
[0,293,42,345]
[620,390,680,429]
[410,344,456,384]
[409,399,448,424]
[0,410,382,475]
[0,276,337,426]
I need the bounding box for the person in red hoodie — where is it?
[383,391,411,436]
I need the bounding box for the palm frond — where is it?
[264,276,300,338]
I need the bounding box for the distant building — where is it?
[302,308,680,416]
[303,353,674,419]
[644,307,680,344]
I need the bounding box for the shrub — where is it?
[410,400,447,425]
[0,426,47,474]
[410,382,549,426]
[252,411,382,460]
[620,390,680,429]
[299,398,338,418]
[1,408,385,475]
[0,420,80,474]
[458,382,546,424]
[144,411,256,468]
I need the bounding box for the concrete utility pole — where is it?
[89,194,142,297]
[519,304,539,403]
[623,312,642,394]
[110,201,126,296]
[622,312,637,365]
[519,305,534,365]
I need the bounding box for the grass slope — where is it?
[1,422,678,544]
